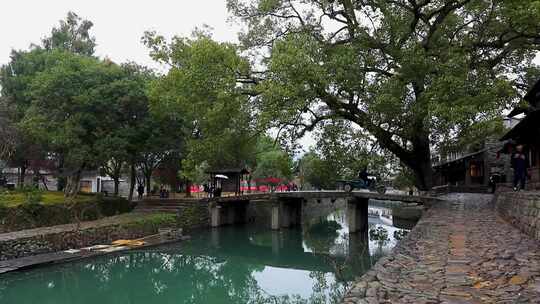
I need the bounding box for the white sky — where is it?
[0,0,240,68]
[0,0,314,151]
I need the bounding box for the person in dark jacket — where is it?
[137,184,144,200]
[511,145,528,191]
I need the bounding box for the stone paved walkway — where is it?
[343,194,540,304]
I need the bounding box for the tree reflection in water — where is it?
[0,209,408,304]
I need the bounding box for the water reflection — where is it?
[0,205,410,304]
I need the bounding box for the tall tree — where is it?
[0,12,97,188]
[228,0,540,190]
[20,53,126,197]
[42,11,96,56]
[144,32,257,183]
[95,63,157,197]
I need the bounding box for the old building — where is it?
[432,138,512,192]
[500,78,540,189]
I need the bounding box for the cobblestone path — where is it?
[343,194,540,304]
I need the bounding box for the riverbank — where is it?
[342,193,540,303]
[0,191,134,232]
[0,212,178,262]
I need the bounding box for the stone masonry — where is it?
[0,213,177,261]
[496,191,540,241]
[342,193,540,304]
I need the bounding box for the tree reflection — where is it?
[0,220,401,304]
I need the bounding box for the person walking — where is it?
[137,184,144,200]
[511,145,528,191]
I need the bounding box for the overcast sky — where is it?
[0,0,239,68]
[0,0,318,151]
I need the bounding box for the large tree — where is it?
[20,53,128,196]
[42,11,96,56]
[227,0,540,190]
[144,32,258,182]
[0,12,98,189]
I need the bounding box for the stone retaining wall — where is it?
[176,202,210,231]
[495,191,540,241]
[0,214,178,261]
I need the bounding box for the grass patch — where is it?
[0,190,135,232]
[121,213,178,230]
[0,190,96,208]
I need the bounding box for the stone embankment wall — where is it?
[176,202,210,231]
[495,191,540,241]
[0,213,177,261]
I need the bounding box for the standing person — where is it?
[203,183,209,198]
[511,145,528,191]
[137,184,144,200]
[159,184,165,198]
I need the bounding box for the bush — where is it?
[0,193,135,232]
[20,186,43,205]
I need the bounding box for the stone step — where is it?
[133,208,180,213]
[137,203,195,209]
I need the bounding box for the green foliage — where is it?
[227,0,540,189]
[122,213,178,230]
[176,205,208,231]
[392,167,417,190]
[369,227,390,245]
[0,192,133,232]
[299,120,396,189]
[144,33,257,178]
[393,230,409,241]
[298,151,336,190]
[42,11,96,56]
[252,136,293,183]
[19,186,43,205]
[20,53,125,170]
[0,12,98,190]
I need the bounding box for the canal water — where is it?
[0,204,412,304]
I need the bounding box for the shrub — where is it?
[20,186,43,205]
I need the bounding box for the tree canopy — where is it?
[227,0,540,189]
[144,32,259,180]
[0,13,183,198]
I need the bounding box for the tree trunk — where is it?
[145,171,152,196]
[408,134,433,191]
[64,168,83,198]
[185,179,191,198]
[128,162,136,202]
[18,164,27,188]
[113,178,120,196]
[411,160,433,192]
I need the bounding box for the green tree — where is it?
[144,32,257,183]
[0,12,97,189]
[42,11,96,56]
[228,0,540,190]
[253,136,292,181]
[298,151,336,190]
[95,63,164,198]
[20,53,127,197]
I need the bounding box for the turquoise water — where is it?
[0,207,407,304]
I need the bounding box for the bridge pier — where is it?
[271,199,302,230]
[210,202,248,227]
[347,197,369,233]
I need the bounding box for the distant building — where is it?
[432,138,512,192]
[500,78,540,189]
[79,171,133,197]
[1,166,134,196]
